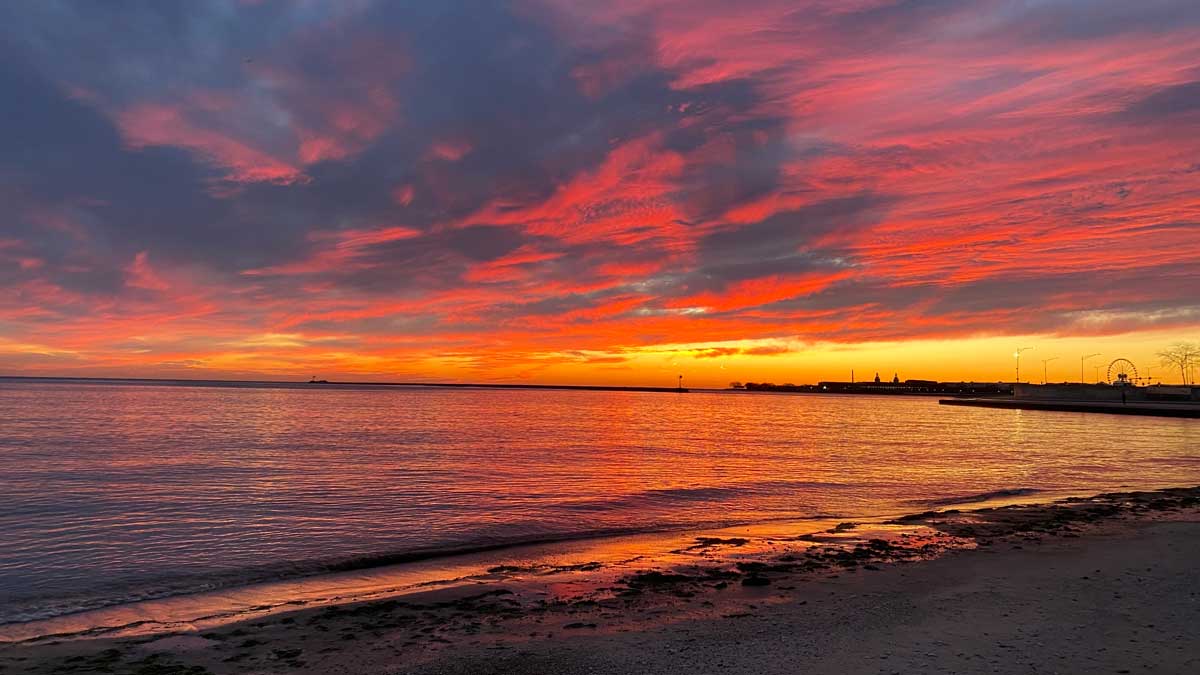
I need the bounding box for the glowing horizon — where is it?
[2,2,1199,387]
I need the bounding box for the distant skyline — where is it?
[2,1,1199,387]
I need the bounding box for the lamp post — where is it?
[1013,347,1033,383]
[1081,353,1101,384]
[1041,356,1059,384]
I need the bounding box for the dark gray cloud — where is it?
[1117,81,1200,122]
[0,1,781,300]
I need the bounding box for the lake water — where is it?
[1,378,1197,628]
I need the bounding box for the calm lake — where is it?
[1,378,1197,627]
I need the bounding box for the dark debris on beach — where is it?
[892,487,1200,539]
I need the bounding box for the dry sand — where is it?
[3,487,1197,674]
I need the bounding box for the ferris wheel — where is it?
[1106,358,1138,385]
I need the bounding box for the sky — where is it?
[1,0,1199,387]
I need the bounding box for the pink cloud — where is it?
[463,246,565,283]
[243,225,423,277]
[117,103,307,185]
[125,251,170,291]
[392,184,416,206]
[427,139,473,162]
[452,134,690,247]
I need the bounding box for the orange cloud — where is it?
[667,272,854,312]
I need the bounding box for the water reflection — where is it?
[0,379,1196,626]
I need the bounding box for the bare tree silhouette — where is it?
[1157,341,1199,385]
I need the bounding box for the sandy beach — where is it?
[2,486,1197,674]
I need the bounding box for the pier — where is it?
[941,383,1200,418]
[939,397,1200,418]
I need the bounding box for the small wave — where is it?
[320,527,680,573]
[0,536,604,627]
[0,513,839,628]
[914,488,1043,508]
[556,480,855,512]
[0,478,866,628]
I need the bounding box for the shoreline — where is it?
[0,484,1107,640]
[0,484,1150,643]
[0,511,938,643]
[3,485,1197,674]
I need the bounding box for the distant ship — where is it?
[307,376,329,384]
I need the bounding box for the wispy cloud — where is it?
[0,1,1198,382]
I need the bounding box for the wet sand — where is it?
[3,487,1197,674]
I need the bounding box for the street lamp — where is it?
[1013,347,1033,382]
[1081,353,1101,384]
[1040,356,1059,384]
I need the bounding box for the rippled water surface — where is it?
[1,378,1197,624]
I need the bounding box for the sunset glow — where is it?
[2,1,1199,385]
